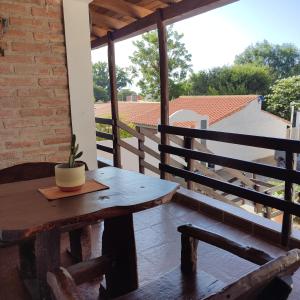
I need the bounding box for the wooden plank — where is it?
[92,26,109,38]
[159,163,300,217]
[140,127,160,144]
[141,144,160,160]
[281,151,295,247]
[47,267,83,300]
[178,225,274,265]
[96,143,114,154]
[117,120,145,141]
[96,131,113,140]
[95,117,113,125]
[119,139,144,158]
[204,249,300,300]
[137,127,145,174]
[159,144,300,184]
[93,0,153,18]
[159,125,300,152]
[169,134,184,147]
[67,256,111,285]
[107,33,121,168]
[157,9,170,180]
[141,160,160,175]
[91,0,237,48]
[90,10,128,30]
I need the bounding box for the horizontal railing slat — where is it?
[95,117,113,125]
[119,139,144,158]
[159,144,300,184]
[158,125,300,152]
[96,143,114,154]
[159,163,300,218]
[96,131,113,140]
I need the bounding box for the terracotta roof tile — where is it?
[94,95,259,127]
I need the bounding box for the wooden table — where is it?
[0,167,178,299]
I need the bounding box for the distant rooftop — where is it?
[94,95,260,127]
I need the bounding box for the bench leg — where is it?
[102,214,138,298]
[36,228,60,300]
[68,225,92,263]
[19,239,36,280]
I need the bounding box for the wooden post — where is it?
[184,136,194,190]
[281,151,295,247]
[157,10,169,179]
[107,32,121,168]
[181,233,198,274]
[137,126,145,174]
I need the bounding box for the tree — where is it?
[265,75,300,120]
[235,40,300,79]
[190,64,272,96]
[130,26,192,100]
[117,89,136,101]
[92,62,132,101]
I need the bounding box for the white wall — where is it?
[208,100,288,162]
[63,0,97,170]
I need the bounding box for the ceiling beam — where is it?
[91,0,238,49]
[92,0,153,19]
[90,10,129,30]
[92,26,109,37]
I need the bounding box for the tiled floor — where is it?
[1,202,300,299]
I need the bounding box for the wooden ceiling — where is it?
[89,0,238,49]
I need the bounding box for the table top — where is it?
[0,167,178,240]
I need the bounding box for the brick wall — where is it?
[0,0,71,169]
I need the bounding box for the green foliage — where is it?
[68,134,83,168]
[235,40,300,80]
[130,26,192,100]
[96,115,135,140]
[265,75,300,120]
[190,64,272,96]
[93,62,132,102]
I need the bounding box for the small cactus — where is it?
[68,134,83,168]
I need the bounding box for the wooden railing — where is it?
[95,118,300,246]
[158,125,300,247]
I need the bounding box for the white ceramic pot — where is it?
[55,163,85,191]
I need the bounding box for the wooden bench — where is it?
[47,224,300,300]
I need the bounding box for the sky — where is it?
[91,0,300,76]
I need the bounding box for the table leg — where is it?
[35,228,60,300]
[102,214,138,298]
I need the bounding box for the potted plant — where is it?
[55,134,85,191]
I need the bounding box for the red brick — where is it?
[35,56,65,65]
[52,66,67,76]
[0,110,14,118]
[23,147,57,158]
[38,78,68,87]
[17,88,54,97]
[39,98,68,107]
[0,89,15,97]
[55,107,69,116]
[34,32,64,42]
[0,152,18,160]
[54,89,69,96]
[0,77,35,87]
[51,45,66,54]
[42,116,70,126]
[43,136,70,145]
[0,97,20,108]
[0,3,27,14]
[0,65,13,73]
[14,65,50,75]
[3,29,33,40]
[49,21,63,32]
[46,0,61,6]
[55,127,71,135]
[6,140,40,149]
[12,42,50,53]
[32,7,61,18]
[0,55,34,64]
[10,17,46,28]
[58,145,70,151]
[4,119,40,128]
[19,127,55,137]
[19,108,53,117]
